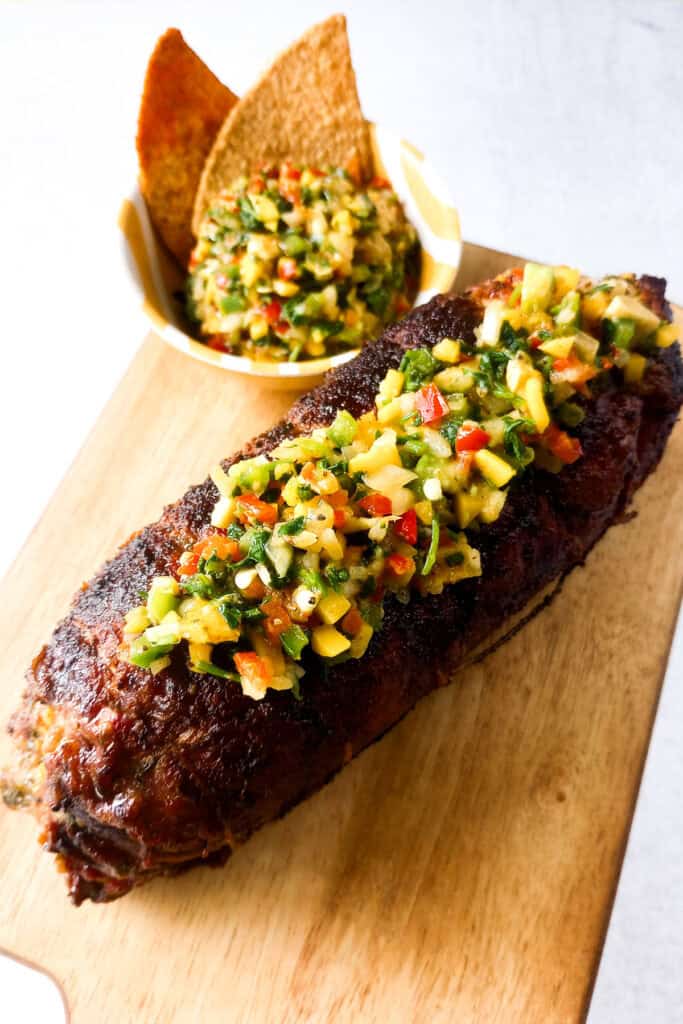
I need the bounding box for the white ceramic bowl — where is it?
[120,124,462,386]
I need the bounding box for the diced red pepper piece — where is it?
[327,489,349,508]
[341,607,364,636]
[385,553,415,576]
[416,383,450,425]
[370,176,391,189]
[333,508,348,529]
[278,257,299,281]
[543,423,583,464]
[358,493,392,517]
[261,598,292,643]
[234,652,272,689]
[455,450,475,477]
[193,534,241,563]
[455,424,490,452]
[552,355,598,385]
[262,300,282,325]
[178,552,200,577]
[207,335,229,352]
[235,493,278,525]
[394,507,418,545]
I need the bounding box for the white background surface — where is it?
[0,1,681,1021]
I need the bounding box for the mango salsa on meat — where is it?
[124,262,678,698]
[187,163,419,360]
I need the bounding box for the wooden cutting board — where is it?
[1,244,681,1024]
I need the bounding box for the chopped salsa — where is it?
[124,263,678,699]
[186,163,419,361]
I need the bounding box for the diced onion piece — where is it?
[363,464,417,493]
[423,477,443,501]
[604,295,659,340]
[210,464,235,498]
[421,426,452,458]
[235,568,258,591]
[478,299,506,345]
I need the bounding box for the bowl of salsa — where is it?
[120,124,462,386]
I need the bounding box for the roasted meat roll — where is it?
[4,265,682,903]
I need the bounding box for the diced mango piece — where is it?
[377,393,415,425]
[249,317,268,340]
[624,352,647,383]
[273,279,299,297]
[656,322,679,348]
[317,593,352,625]
[249,193,280,231]
[474,450,515,488]
[434,365,474,393]
[553,266,580,299]
[432,337,461,363]
[414,500,433,525]
[377,368,404,405]
[312,625,351,658]
[349,623,374,659]
[455,490,484,528]
[539,336,574,358]
[124,605,151,635]
[581,289,611,325]
[523,376,550,433]
[188,642,212,668]
[210,495,235,528]
[348,430,400,475]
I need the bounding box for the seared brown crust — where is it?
[7,278,682,903]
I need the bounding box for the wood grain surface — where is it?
[0,245,681,1024]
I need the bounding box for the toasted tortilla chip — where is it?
[137,28,237,266]
[192,15,372,235]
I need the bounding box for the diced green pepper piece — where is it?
[281,625,309,660]
[220,293,246,314]
[231,458,273,496]
[327,410,358,447]
[194,660,240,681]
[556,402,586,428]
[129,640,175,669]
[399,348,438,392]
[521,263,555,314]
[604,317,636,350]
[553,291,581,334]
[146,577,180,625]
[282,233,309,256]
[421,517,440,576]
[278,516,306,536]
